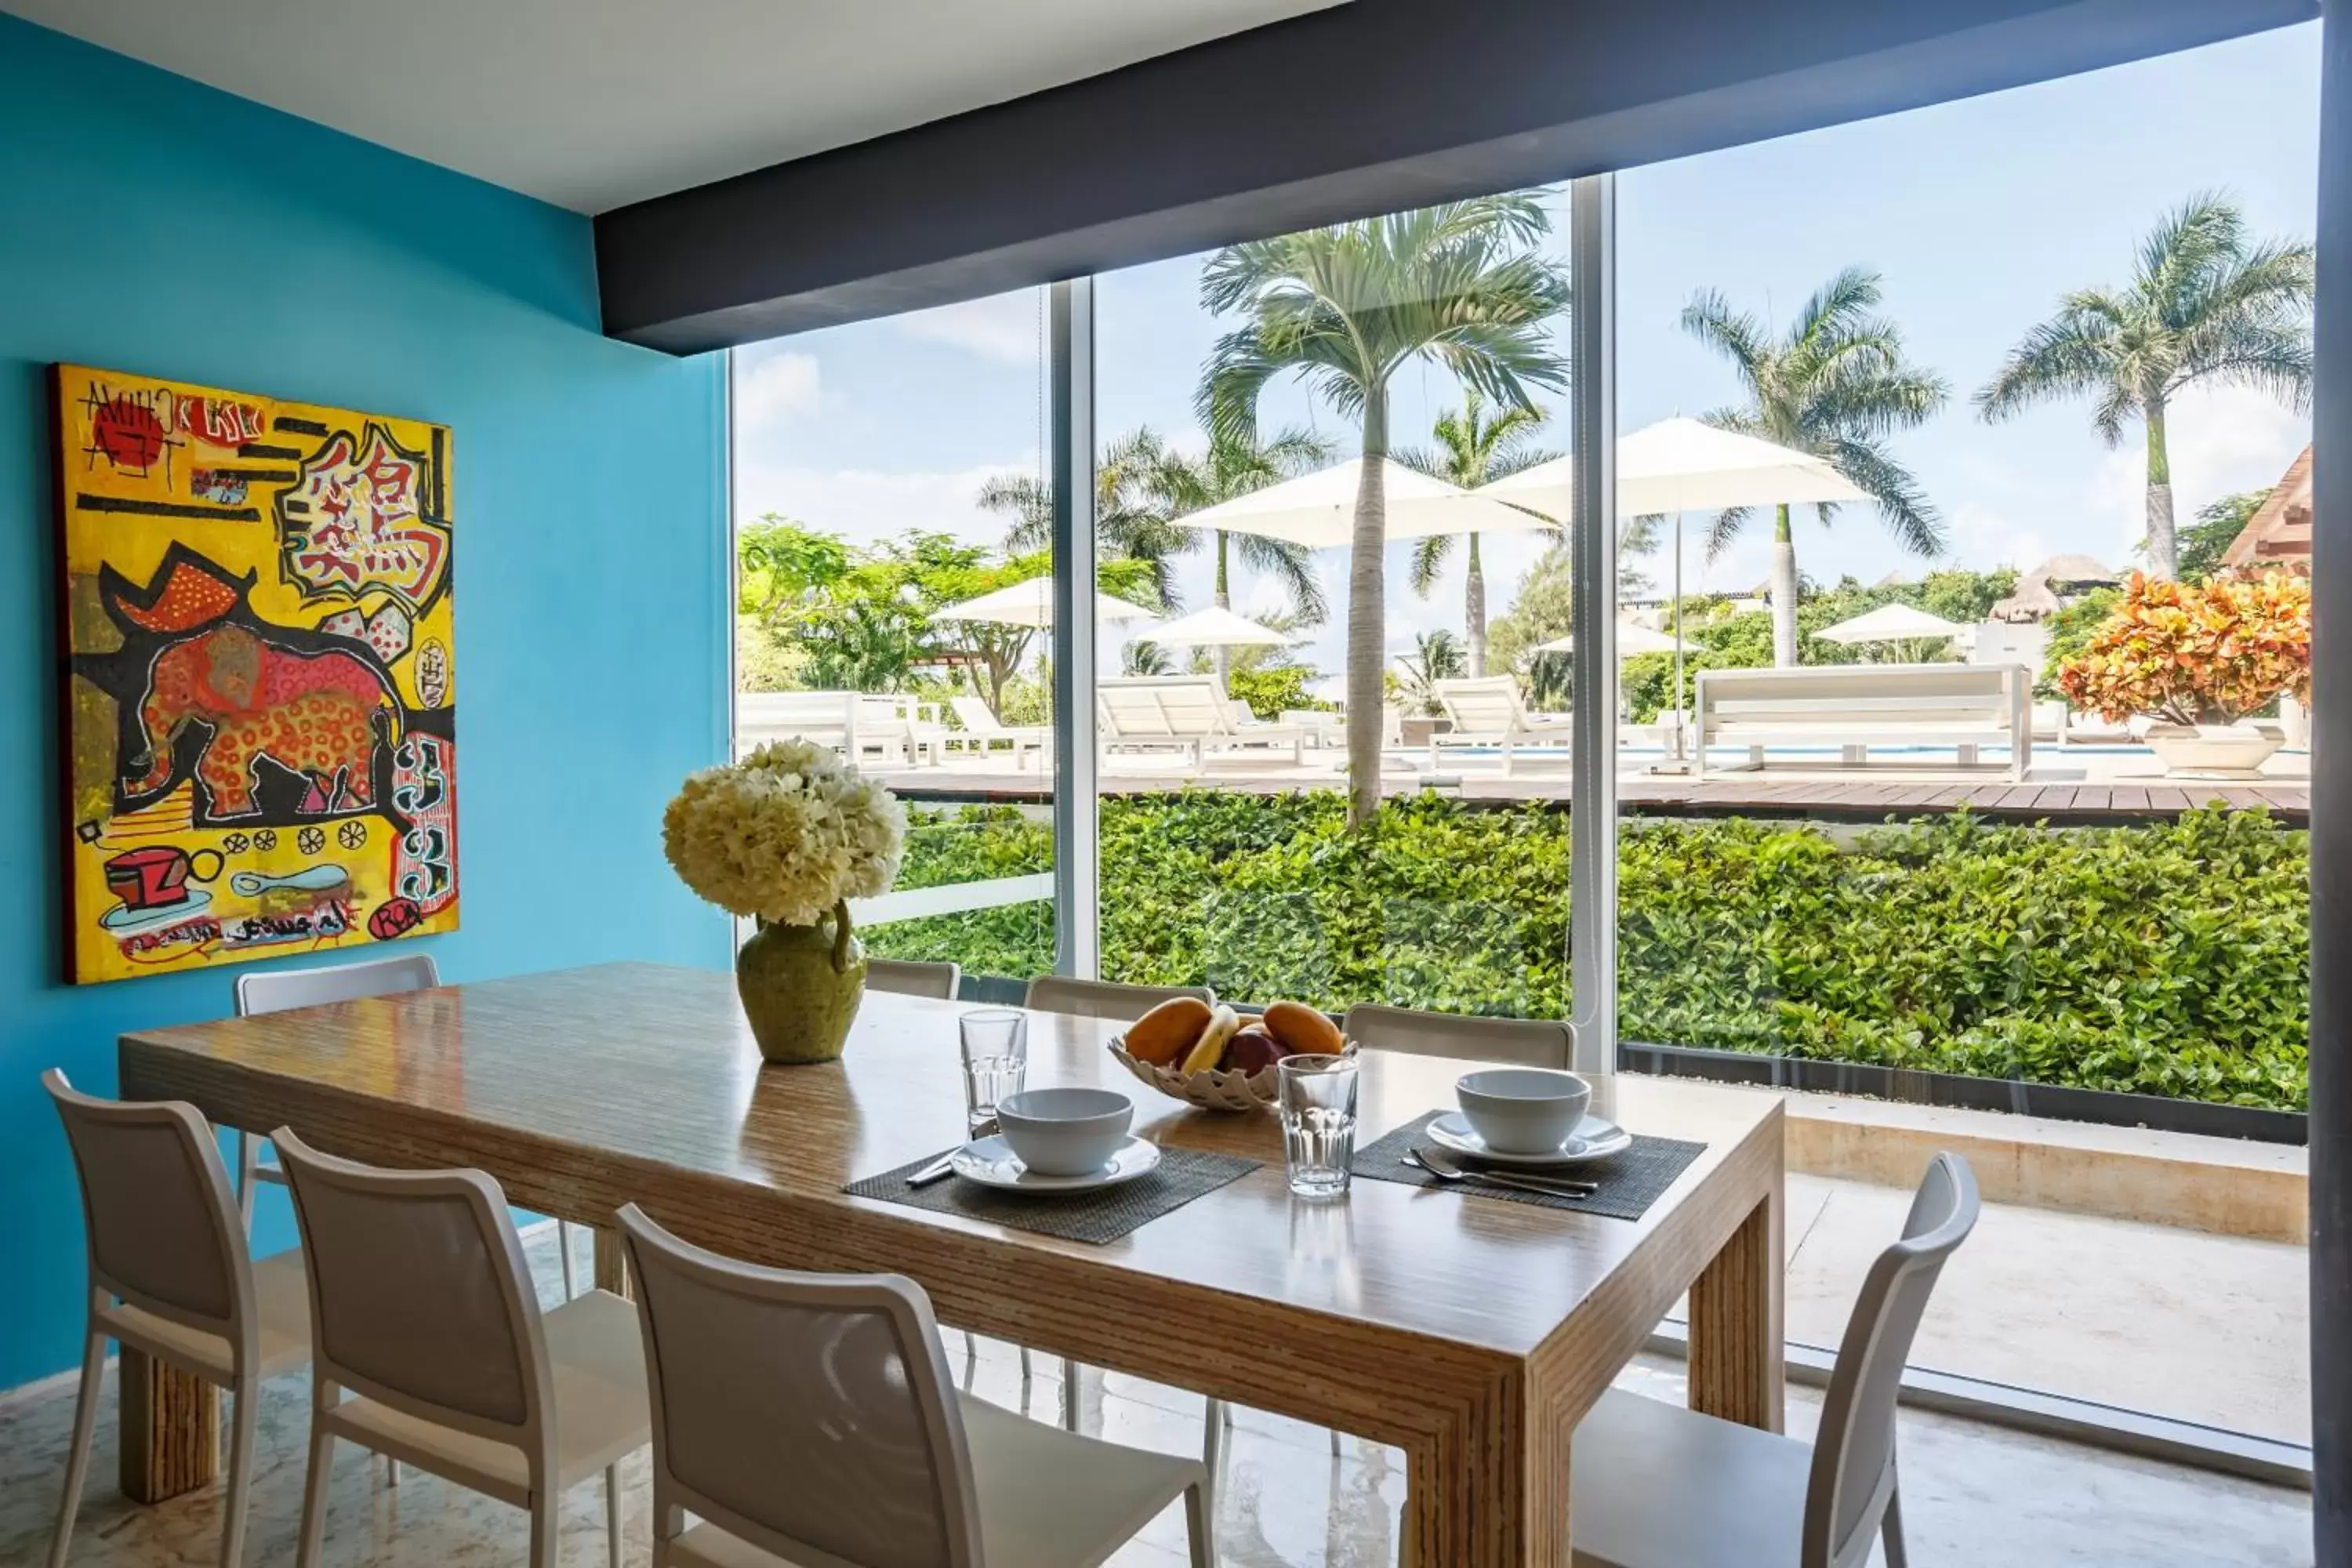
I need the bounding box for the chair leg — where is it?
[45,1330,104,1568]
[295,1424,335,1568]
[529,1491,561,1568]
[604,1464,624,1568]
[1182,1479,1216,1568]
[1881,1476,1908,1568]
[1062,1358,1081,1432]
[1020,1345,1033,1386]
[220,1381,257,1568]
[559,1221,579,1300]
[1329,1426,1342,1459]
[1202,1397,1224,1473]
[236,1132,259,1230]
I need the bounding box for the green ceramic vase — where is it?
[735,901,868,1065]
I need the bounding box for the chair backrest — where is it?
[738,691,860,746]
[1339,1004,1573,1069]
[1696,664,2022,728]
[1802,1152,1980,1568]
[272,1129,554,1465]
[619,1203,984,1568]
[869,957,960,1000]
[1434,676,1529,735]
[234,952,441,1016]
[1024,975,1214,1023]
[1095,677,1233,739]
[43,1069,253,1351]
[949,696,1007,736]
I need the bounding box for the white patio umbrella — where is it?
[933,579,1157,627]
[1535,619,1681,659]
[1128,605,1287,648]
[1172,456,1546,549]
[1813,604,1965,645]
[1475,418,1870,757]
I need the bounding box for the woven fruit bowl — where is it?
[1107,998,1354,1113]
[1108,1042,1283,1111]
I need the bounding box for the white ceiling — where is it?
[3,0,1342,212]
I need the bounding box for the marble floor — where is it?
[2,1229,2314,1568]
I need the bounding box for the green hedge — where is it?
[867,793,2308,1109]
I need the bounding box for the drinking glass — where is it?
[1277,1054,1359,1199]
[959,1010,1028,1136]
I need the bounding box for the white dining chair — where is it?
[1022,974,1213,1022]
[42,1069,313,1568]
[274,1130,650,1568]
[1566,1152,1980,1567]
[1340,1002,1574,1069]
[1019,975,1218,1435]
[616,1203,1214,1568]
[868,956,962,1000]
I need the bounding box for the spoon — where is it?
[1407,1145,1597,1198]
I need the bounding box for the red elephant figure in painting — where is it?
[127,622,397,818]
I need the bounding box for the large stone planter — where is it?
[2143,722,2282,781]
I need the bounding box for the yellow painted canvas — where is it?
[51,365,458,983]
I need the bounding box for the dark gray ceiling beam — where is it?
[595,0,2316,354]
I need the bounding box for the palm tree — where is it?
[1200,195,1570,822]
[1682,268,1949,666]
[1136,426,1333,680]
[1398,389,1559,677]
[978,427,1191,608]
[1976,193,2313,579]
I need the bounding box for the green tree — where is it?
[1976,194,2313,579]
[1200,195,1570,823]
[978,428,1191,608]
[2176,488,2272,583]
[1398,390,1558,677]
[1392,630,1467,716]
[1682,268,1951,667]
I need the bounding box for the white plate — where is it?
[1426,1112,1632,1167]
[949,1134,1162,1194]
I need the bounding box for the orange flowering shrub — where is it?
[2057,570,2311,726]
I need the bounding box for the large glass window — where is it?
[730,288,1056,996]
[1089,194,1588,1016]
[1613,24,2318,1445]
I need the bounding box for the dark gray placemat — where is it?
[846,1145,1260,1245]
[1350,1111,1704,1221]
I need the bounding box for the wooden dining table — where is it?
[118,960,1784,1566]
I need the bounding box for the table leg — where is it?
[1402,1376,1573,1566]
[119,1347,217,1502]
[1689,1185,1785,1432]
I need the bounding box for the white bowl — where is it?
[995,1087,1134,1177]
[1454,1069,1591,1156]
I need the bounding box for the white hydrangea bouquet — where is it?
[662,740,906,1064]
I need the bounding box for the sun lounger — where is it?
[1693,664,2031,782]
[1430,676,1573,774]
[737,691,943,767]
[1095,677,1303,766]
[947,695,1050,769]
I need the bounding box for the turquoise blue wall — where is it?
[0,16,734,1390]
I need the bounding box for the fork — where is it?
[1406,1145,1598,1199]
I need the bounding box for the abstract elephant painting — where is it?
[51,365,459,983]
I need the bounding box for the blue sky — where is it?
[735,22,2321,677]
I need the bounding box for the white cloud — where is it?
[892,292,1044,365]
[1944,502,2051,576]
[734,350,824,428]
[735,457,1033,549]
